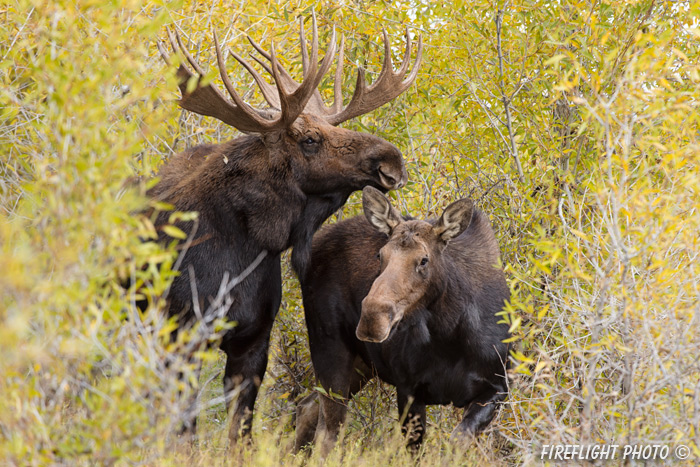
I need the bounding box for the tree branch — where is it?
[495,6,525,181]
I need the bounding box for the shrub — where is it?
[2,0,698,464]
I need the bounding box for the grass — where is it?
[168,281,511,466]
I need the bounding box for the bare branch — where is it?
[495,7,524,181]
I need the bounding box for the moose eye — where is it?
[300,136,321,154]
[419,257,429,266]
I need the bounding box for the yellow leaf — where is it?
[568,228,590,241]
[162,225,187,240]
[544,54,567,66]
[508,316,522,333]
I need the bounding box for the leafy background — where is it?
[2,0,699,464]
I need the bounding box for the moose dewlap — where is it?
[296,186,510,456]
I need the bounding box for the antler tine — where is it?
[229,49,280,109]
[172,28,207,77]
[302,26,337,99]
[299,16,309,79]
[269,44,299,125]
[404,33,423,88]
[213,30,270,126]
[331,35,346,114]
[325,29,423,126]
[247,35,272,61]
[159,28,200,92]
[157,34,172,64]
[372,29,393,86]
[250,54,273,76]
[247,34,299,95]
[309,11,319,80]
[397,26,412,76]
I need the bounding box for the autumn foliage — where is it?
[2,0,699,464]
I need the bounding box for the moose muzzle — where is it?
[356,298,400,343]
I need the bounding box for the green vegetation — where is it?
[2,0,699,464]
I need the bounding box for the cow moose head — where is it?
[357,186,474,342]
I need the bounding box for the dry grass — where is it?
[1,0,699,465]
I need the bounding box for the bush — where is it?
[2,0,698,464]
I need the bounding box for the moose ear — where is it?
[433,198,474,243]
[363,187,403,236]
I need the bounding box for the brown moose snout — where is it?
[356,298,398,343]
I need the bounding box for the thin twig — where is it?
[495,6,524,181]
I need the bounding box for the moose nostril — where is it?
[377,167,397,189]
[400,167,408,188]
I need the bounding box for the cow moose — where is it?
[295,186,510,456]
[146,16,422,443]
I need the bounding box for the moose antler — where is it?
[244,23,422,126]
[158,14,421,131]
[324,28,422,125]
[157,13,336,133]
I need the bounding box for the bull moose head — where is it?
[157,14,422,199]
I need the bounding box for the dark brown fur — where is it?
[296,188,510,455]
[147,115,406,443]
[144,15,420,444]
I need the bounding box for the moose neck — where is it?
[290,190,351,278]
[422,260,482,338]
[196,135,352,278]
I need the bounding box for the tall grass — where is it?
[2,0,699,465]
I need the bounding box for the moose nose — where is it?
[377,168,397,190]
[357,298,396,343]
[397,166,408,188]
[371,138,407,190]
[377,163,408,190]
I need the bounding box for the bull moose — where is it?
[146,16,421,443]
[295,187,510,455]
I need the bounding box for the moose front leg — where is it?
[163,321,203,441]
[315,391,349,458]
[397,392,426,451]
[295,358,370,455]
[178,359,203,440]
[294,393,320,452]
[311,353,368,458]
[221,329,272,444]
[451,388,507,442]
